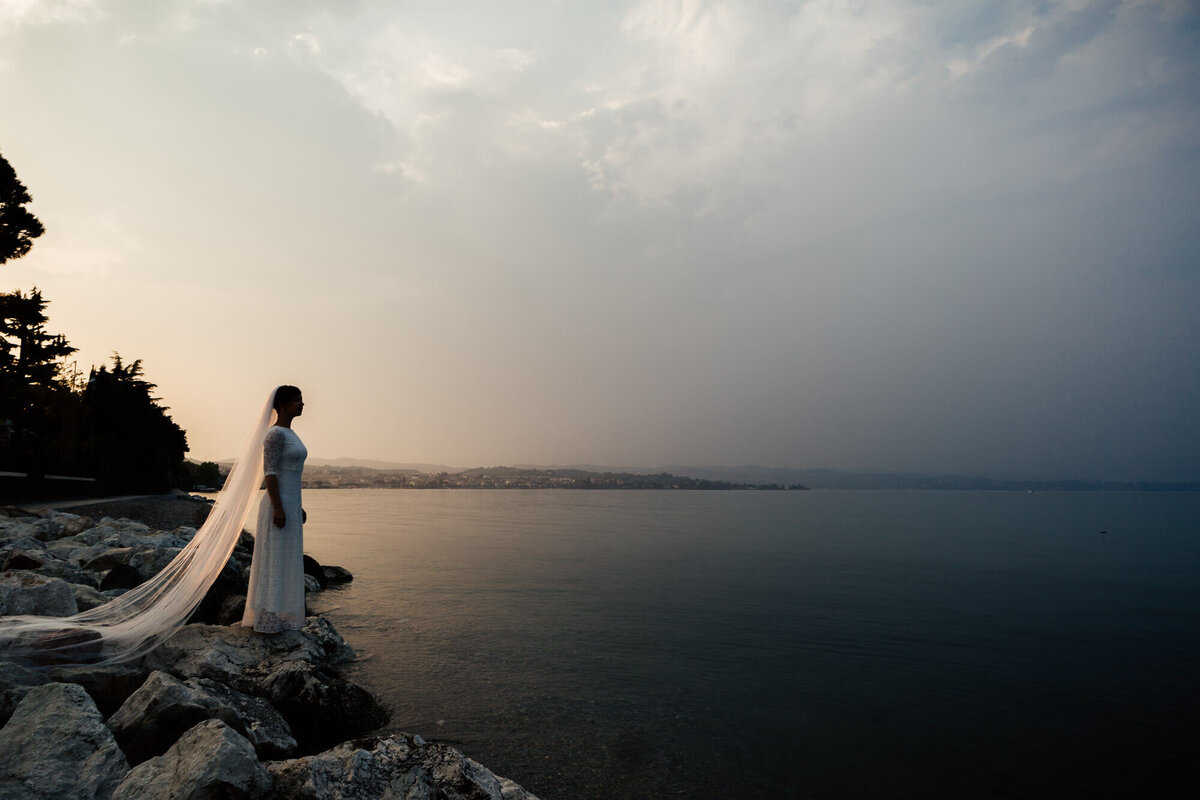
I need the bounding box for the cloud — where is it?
[291,31,320,55]
[3,0,1196,478]
[0,0,97,31]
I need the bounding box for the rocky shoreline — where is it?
[0,500,540,799]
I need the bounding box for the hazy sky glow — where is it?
[2,0,1198,480]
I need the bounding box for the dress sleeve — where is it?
[263,428,285,477]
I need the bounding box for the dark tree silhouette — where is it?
[0,288,77,477]
[0,151,44,265]
[0,287,76,389]
[79,355,189,493]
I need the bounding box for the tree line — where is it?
[1,150,200,498]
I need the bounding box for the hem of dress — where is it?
[245,610,305,634]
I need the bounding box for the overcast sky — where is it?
[2,0,1197,480]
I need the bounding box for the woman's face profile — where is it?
[284,394,304,416]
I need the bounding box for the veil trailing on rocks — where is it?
[0,388,280,667]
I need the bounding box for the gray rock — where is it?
[143,618,385,750]
[0,661,46,728]
[304,574,322,593]
[101,564,145,591]
[302,555,328,589]
[0,571,78,616]
[130,547,183,580]
[112,719,270,800]
[8,549,100,588]
[498,777,537,800]
[71,524,129,547]
[108,671,215,764]
[74,582,110,611]
[49,539,110,566]
[2,549,43,571]
[0,535,44,554]
[41,511,95,536]
[48,663,148,718]
[134,528,194,550]
[31,518,67,542]
[217,594,247,626]
[0,682,129,800]
[189,560,248,625]
[83,546,140,573]
[0,521,40,546]
[188,677,297,760]
[266,733,539,800]
[322,565,353,584]
[98,517,151,534]
[107,670,296,765]
[72,523,161,550]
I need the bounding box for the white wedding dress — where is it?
[242,425,307,633]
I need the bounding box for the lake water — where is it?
[296,489,1199,798]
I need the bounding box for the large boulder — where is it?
[0,537,46,565]
[142,618,386,750]
[0,571,78,616]
[0,661,46,728]
[4,548,99,588]
[217,594,247,626]
[131,547,184,580]
[83,546,185,583]
[100,564,145,591]
[29,517,67,543]
[82,547,140,573]
[107,670,296,765]
[1,550,42,571]
[189,560,248,625]
[71,524,148,549]
[266,733,540,800]
[0,626,104,667]
[73,582,110,611]
[322,565,353,585]
[46,539,110,568]
[0,520,42,546]
[48,663,148,718]
[39,510,95,536]
[302,555,328,589]
[0,682,129,800]
[189,676,297,760]
[98,517,151,534]
[112,719,271,800]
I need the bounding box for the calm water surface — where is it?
[297,490,1200,799]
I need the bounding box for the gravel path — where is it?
[42,494,215,531]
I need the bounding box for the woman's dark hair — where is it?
[273,385,302,411]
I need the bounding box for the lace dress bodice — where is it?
[263,425,307,492]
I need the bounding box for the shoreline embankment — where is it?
[0,496,540,799]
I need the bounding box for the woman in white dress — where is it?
[242,385,308,633]
[2,385,308,664]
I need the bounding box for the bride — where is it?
[0,385,306,665]
[242,385,307,633]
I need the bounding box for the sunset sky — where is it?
[2,0,1197,481]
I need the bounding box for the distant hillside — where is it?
[300,465,801,490]
[214,457,1198,491]
[306,457,460,473]
[656,465,1200,492]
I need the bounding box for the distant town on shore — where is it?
[298,465,808,491]
[195,460,1199,493]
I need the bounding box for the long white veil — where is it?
[0,388,278,667]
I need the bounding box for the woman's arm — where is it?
[266,474,286,528]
